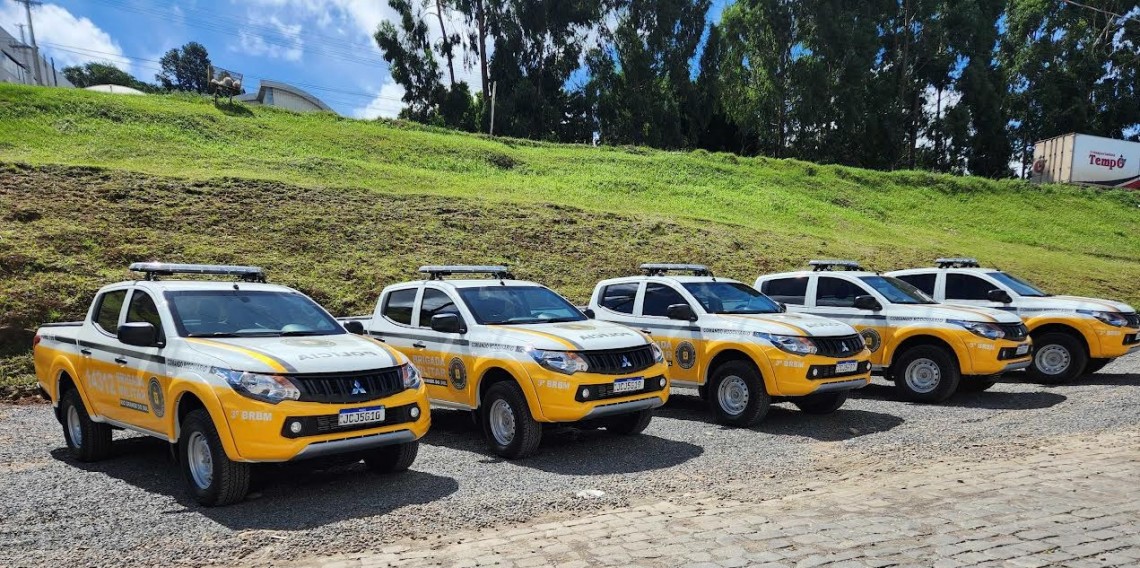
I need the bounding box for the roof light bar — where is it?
[418,265,514,280]
[808,260,864,272]
[129,262,267,282]
[639,263,714,277]
[935,257,980,268]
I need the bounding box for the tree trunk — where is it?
[477,0,489,100]
[434,0,456,87]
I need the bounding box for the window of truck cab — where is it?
[599,282,639,315]
[760,277,808,305]
[163,289,346,337]
[126,289,167,344]
[641,283,691,317]
[457,286,586,325]
[92,288,129,336]
[381,287,419,326]
[419,288,463,328]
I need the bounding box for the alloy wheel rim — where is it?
[904,358,942,394]
[67,405,83,447]
[489,399,516,446]
[1035,344,1071,375]
[717,375,750,416]
[187,432,213,490]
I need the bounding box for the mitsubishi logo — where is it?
[351,380,367,395]
[840,341,849,352]
[621,356,632,368]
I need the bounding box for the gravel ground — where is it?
[2,354,1138,567]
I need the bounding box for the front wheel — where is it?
[708,360,770,427]
[364,441,419,473]
[179,409,251,506]
[793,391,848,414]
[604,409,653,435]
[481,381,542,459]
[891,345,960,403]
[60,389,113,462]
[1027,333,1087,384]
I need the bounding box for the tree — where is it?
[62,62,154,91]
[156,42,212,94]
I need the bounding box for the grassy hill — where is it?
[1,84,1138,393]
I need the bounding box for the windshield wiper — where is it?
[279,330,329,336]
[186,332,242,338]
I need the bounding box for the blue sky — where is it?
[4,0,730,118]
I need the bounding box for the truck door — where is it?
[637,282,703,387]
[414,287,475,407]
[368,284,421,355]
[120,288,170,435]
[76,287,130,421]
[944,273,1006,309]
[810,276,892,367]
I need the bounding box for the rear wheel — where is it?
[708,360,769,427]
[364,441,419,473]
[891,345,960,403]
[481,381,542,459]
[179,409,250,506]
[958,376,997,393]
[60,389,112,462]
[794,391,848,414]
[604,409,652,435]
[1085,358,1111,375]
[1027,333,1087,384]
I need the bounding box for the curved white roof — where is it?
[84,84,147,95]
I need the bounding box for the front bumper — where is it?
[219,384,430,462]
[967,339,1032,376]
[768,350,873,397]
[529,362,671,423]
[1093,327,1140,358]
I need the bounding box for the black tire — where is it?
[481,381,542,459]
[793,391,849,414]
[604,409,653,435]
[958,376,997,393]
[1027,332,1088,384]
[891,345,960,403]
[60,388,113,462]
[707,360,770,427]
[1085,358,1111,375]
[364,441,419,473]
[179,409,251,507]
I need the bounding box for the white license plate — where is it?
[613,377,644,394]
[835,360,858,374]
[338,406,385,426]
[1016,344,1030,356]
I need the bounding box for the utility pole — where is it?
[14,0,43,86]
[488,81,497,136]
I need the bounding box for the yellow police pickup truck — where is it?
[588,264,872,426]
[757,260,1033,402]
[33,263,430,506]
[340,265,670,459]
[888,258,1140,382]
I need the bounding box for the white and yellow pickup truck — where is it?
[887,258,1140,382]
[340,265,669,459]
[588,264,872,426]
[33,263,429,506]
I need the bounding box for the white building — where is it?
[236,80,332,113]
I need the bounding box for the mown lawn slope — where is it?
[1,85,1138,391]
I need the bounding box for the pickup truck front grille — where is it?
[998,323,1029,341]
[1123,313,1140,329]
[581,345,657,375]
[280,403,419,438]
[812,335,864,358]
[287,368,405,404]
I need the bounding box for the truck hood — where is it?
[710,313,858,337]
[1014,295,1135,314]
[184,334,404,374]
[888,304,1023,324]
[487,320,649,351]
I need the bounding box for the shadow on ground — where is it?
[852,383,1067,410]
[656,392,905,441]
[1002,371,1140,388]
[422,408,704,475]
[51,436,458,530]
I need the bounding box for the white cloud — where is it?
[236,16,303,61]
[0,3,130,72]
[353,81,405,119]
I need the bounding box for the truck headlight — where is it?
[528,348,589,375]
[400,363,422,388]
[649,342,665,364]
[754,333,817,356]
[1079,310,1129,327]
[949,320,1005,340]
[215,368,301,404]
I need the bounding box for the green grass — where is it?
[1,84,1139,389]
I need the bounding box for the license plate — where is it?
[1016,344,1030,356]
[835,360,858,374]
[612,377,644,394]
[338,406,385,426]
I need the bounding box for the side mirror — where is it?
[344,320,365,335]
[430,313,466,334]
[987,289,1013,304]
[666,303,698,322]
[777,302,787,313]
[853,295,883,311]
[582,308,596,319]
[118,322,158,347]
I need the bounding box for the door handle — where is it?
[114,357,129,365]
[640,329,652,335]
[80,349,92,356]
[412,342,427,349]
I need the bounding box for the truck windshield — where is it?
[988,272,1049,297]
[858,276,937,304]
[165,290,346,337]
[457,286,587,325]
[682,282,781,314]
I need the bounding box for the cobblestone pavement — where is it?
[295,429,1140,568]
